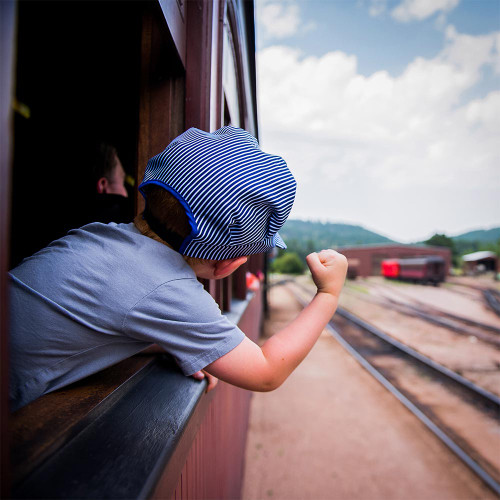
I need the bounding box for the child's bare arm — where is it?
[204,250,348,391]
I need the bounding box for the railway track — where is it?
[345,281,500,348]
[445,279,500,318]
[379,293,500,348]
[285,280,500,496]
[484,289,500,317]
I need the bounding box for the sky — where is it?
[254,0,500,242]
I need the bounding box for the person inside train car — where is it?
[85,141,134,225]
[8,126,348,411]
[68,141,134,230]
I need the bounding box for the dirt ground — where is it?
[241,285,497,500]
[364,276,500,328]
[333,276,500,397]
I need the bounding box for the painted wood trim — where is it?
[157,0,187,67]
[1,1,16,496]
[185,0,213,131]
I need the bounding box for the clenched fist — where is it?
[306,249,348,297]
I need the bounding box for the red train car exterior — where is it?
[381,256,446,285]
[339,244,452,278]
[381,259,400,278]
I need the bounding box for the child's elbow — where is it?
[254,373,285,392]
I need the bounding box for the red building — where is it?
[338,244,452,278]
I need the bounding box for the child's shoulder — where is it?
[81,222,193,276]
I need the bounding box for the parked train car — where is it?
[381,259,400,278]
[381,256,446,285]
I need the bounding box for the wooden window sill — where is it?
[10,293,254,498]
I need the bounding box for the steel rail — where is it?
[484,289,500,318]
[365,281,500,334]
[382,295,500,336]
[287,283,500,496]
[336,307,500,407]
[292,280,500,407]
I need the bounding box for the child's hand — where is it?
[306,249,348,298]
[192,370,219,393]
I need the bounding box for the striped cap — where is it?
[139,126,296,260]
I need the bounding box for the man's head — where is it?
[93,143,128,198]
[139,126,296,261]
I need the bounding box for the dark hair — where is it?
[140,184,191,239]
[136,185,214,264]
[91,142,119,183]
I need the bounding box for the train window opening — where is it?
[11,1,143,268]
[222,24,240,127]
[223,94,233,126]
[222,2,248,129]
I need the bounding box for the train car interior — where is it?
[11,2,144,267]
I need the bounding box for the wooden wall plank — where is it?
[185,0,214,131]
[1,1,15,495]
[137,3,185,214]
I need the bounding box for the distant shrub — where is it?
[270,252,305,275]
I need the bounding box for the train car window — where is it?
[10,1,187,269]
[223,95,233,126]
[222,24,241,127]
[10,2,143,268]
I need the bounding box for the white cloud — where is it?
[257,27,500,240]
[391,0,460,22]
[368,0,388,17]
[257,0,301,40]
[443,25,499,75]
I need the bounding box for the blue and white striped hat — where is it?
[139,126,296,260]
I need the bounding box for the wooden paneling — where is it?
[233,262,249,301]
[185,0,214,131]
[10,356,155,489]
[1,2,15,495]
[160,289,262,500]
[11,356,211,500]
[137,4,185,213]
[208,278,224,309]
[222,274,232,312]
[168,381,252,500]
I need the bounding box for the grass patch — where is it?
[346,282,369,294]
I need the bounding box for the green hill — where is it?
[278,219,395,261]
[276,221,500,266]
[448,227,500,259]
[452,227,500,243]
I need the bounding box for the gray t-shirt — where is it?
[9,222,245,411]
